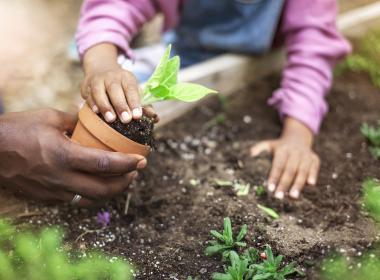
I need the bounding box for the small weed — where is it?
[207,218,298,280]
[361,122,380,159]
[257,204,280,220]
[205,217,247,259]
[0,220,132,280]
[255,186,266,197]
[363,178,380,221]
[213,179,250,196]
[336,31,380,88]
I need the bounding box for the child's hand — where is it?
[250,117,320,200]
[81,43,148,123]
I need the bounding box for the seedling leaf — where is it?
[214,179,233,187]
[257,204,280,219]
[142,45,216,106]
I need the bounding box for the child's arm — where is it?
[76,0,181,122]
[252,0,351,199]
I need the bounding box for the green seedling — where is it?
[205,217,247,259]
[363,178,380,221]
[252,245,297,280]
[336,31,380,88]
[213,178,234,187]
[0,220,132,280]
[361,122,380,159]
[141,45,217,106]
[257,204,280,220]
[203,113,227,131]
[255,186,266,197]
[234,183,250,197]
[212,251,250,280]
[213,179,250,196]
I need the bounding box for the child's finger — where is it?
[289,158,311,199]
[106,83,132,123]
[80,79,91,99]
[143,106,159,123]
[250,141,273,157]
[122,75,142,119]
[92,80,116,123]
[267,148,287,193]
[275,153,300,200]
[307,155,320,185]
[86,95,99,113]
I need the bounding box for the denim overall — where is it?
[172,0,284,67]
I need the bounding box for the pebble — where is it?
[243,115,252,124]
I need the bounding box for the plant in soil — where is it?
[206,218,297,280]
[205,217,247,259]
[320,178,380,280]
[106,45,217,146]
[0,220,132,280]
[361,121,380,159]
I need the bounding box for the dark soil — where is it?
[22,72,380,279]
[102,115,155,147]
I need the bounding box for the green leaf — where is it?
[223,218,233,245]
[210,230,226,242]
[168,82,217,102]
[205,245,233,256]
[257,204,280,219]
[212,273,234,280]
[214,179,233,187]
[233,183,250,196]
[145,45,172,90]
[236,224,247,242]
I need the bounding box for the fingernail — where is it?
[121,111,131,123]
[274,191,284,200]
[290,189,299,199]
[105,111,115,122]
[92,105,99,113]
[308,178,316,185]
[132,108,142,118]
[137,158,147,169]
[268,183,276,192]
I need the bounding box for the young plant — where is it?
[361,121,380,159]
[212,251,250,280]
[336,31,380,88]
[363,178,380,221]
[141,45,217,106]
[0,220,132,280]
[257,204,279,220]
[205,217,247,259]
[252,245,297,280]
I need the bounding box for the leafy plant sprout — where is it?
[141,44,217,106]
[205,217,247,259]
[361,121,380,159]
[0,220,133,280]
[206,218,298,280]
[257,204,280,220]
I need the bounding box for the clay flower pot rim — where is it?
[75,103,151,155]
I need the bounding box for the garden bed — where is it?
[21,72,380,279]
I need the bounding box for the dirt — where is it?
[18,71,380,280]
[102,115,155,147]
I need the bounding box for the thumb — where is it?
[250,140,275,157]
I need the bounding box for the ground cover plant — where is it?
[361,121,380,159]
[337,30,380,88]
[205,218,297,280]
[321,178,380,280]
[0,220,132,280]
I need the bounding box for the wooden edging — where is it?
[153,1,380,128]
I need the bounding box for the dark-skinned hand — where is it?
[0,108,147,207]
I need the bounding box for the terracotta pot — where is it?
[71,104,151,156]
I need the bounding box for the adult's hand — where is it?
[0,108,147,207]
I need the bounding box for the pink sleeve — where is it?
[268,0,351,134]
[76,0,181,59]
